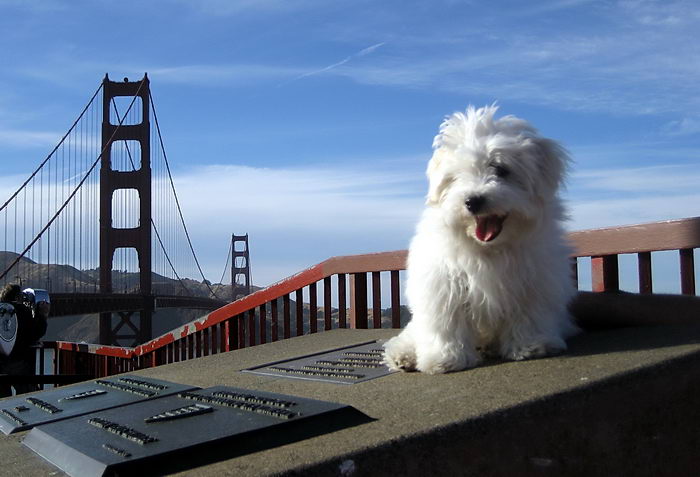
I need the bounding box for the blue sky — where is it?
[0,0,699,289]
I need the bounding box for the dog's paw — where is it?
[503,341,566,361]
[415,359,453,375]
[383,337,417,372]
[416,348,481,375]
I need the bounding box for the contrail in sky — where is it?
[281,42,386,85]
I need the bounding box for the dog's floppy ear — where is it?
[426,148,453,206]
[532,137,569,194]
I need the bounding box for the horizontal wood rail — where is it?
[35,217,698,382]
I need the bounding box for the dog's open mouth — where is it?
[475,214,507,242]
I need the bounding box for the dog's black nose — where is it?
[465,196,485,213]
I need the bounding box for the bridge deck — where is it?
[49,293,228,316]
[3,326,700,475]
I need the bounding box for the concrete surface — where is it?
[2,324,700,476]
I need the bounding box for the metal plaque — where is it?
[23,385,371,477]
[0,375,197,434]
[242,340,397,384]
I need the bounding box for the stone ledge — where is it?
[3,324,700,476]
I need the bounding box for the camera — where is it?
[20,288,51,320]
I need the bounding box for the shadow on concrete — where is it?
[565,323,700,357]
[460,323,700,372]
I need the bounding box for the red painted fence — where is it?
[38,216,699,382]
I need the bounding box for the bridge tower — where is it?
[99,74,153,345]
[231,234,251,301]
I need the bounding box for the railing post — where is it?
[309,282,317,334]
[203,328,210,356]
[187,334,194,360]
[591,255,619,292]
[638,252,652,294]
[338,274,347,328]
[210,326,217,355]
[259,303,267,344]
[223,320,233,352]
[36,345,45,390]
[237,315,245,349]
[350,273,368,329]
[248,309,256,347]
[295,289,304,336]
[283,294,291,339]
[390,270,401,328]
[324,277,332,331]
[372,271,382,328]
[271,299,279,341]
[680,248,696,295]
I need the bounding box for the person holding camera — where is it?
[0,284,48,397]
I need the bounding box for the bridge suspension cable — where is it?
[149,91,221,300]
[0,76,225,301]
[0,81,144,287]
[212,237,233,299]
[108,97,192,297]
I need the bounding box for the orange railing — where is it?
[41,217,699,382]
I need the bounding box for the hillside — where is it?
[0,251,232,298]
[1,250,235,344]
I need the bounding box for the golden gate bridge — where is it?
[0,74,251,347]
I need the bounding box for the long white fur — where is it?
[383,105,578,374]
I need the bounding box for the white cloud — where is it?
[0,128,62,148]
[174,163,423,230]
[566,163,700,230]
[169,163,425,285]
[619,0,700,27]
[571,164,700,193]
[10,0,699,119]
[518,0,599,15]
[568,193,700,231]
[174,160,700,285]
[0,0,67,13]
[662,116,700,137]
[165,0,331,16]
[149,64,305,86]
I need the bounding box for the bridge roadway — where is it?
[49,293,229,316]
[3,324,700,475]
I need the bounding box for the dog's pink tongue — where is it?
[475,215,504,242]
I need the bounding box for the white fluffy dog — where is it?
[383,105,578,374]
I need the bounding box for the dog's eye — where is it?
[492,164,509,178]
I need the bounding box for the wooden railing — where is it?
[38,217,699,382]
[569,217,698,294]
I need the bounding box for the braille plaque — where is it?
[242,340,397,384]
[23,385,371,477]
[0,375,197,434]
